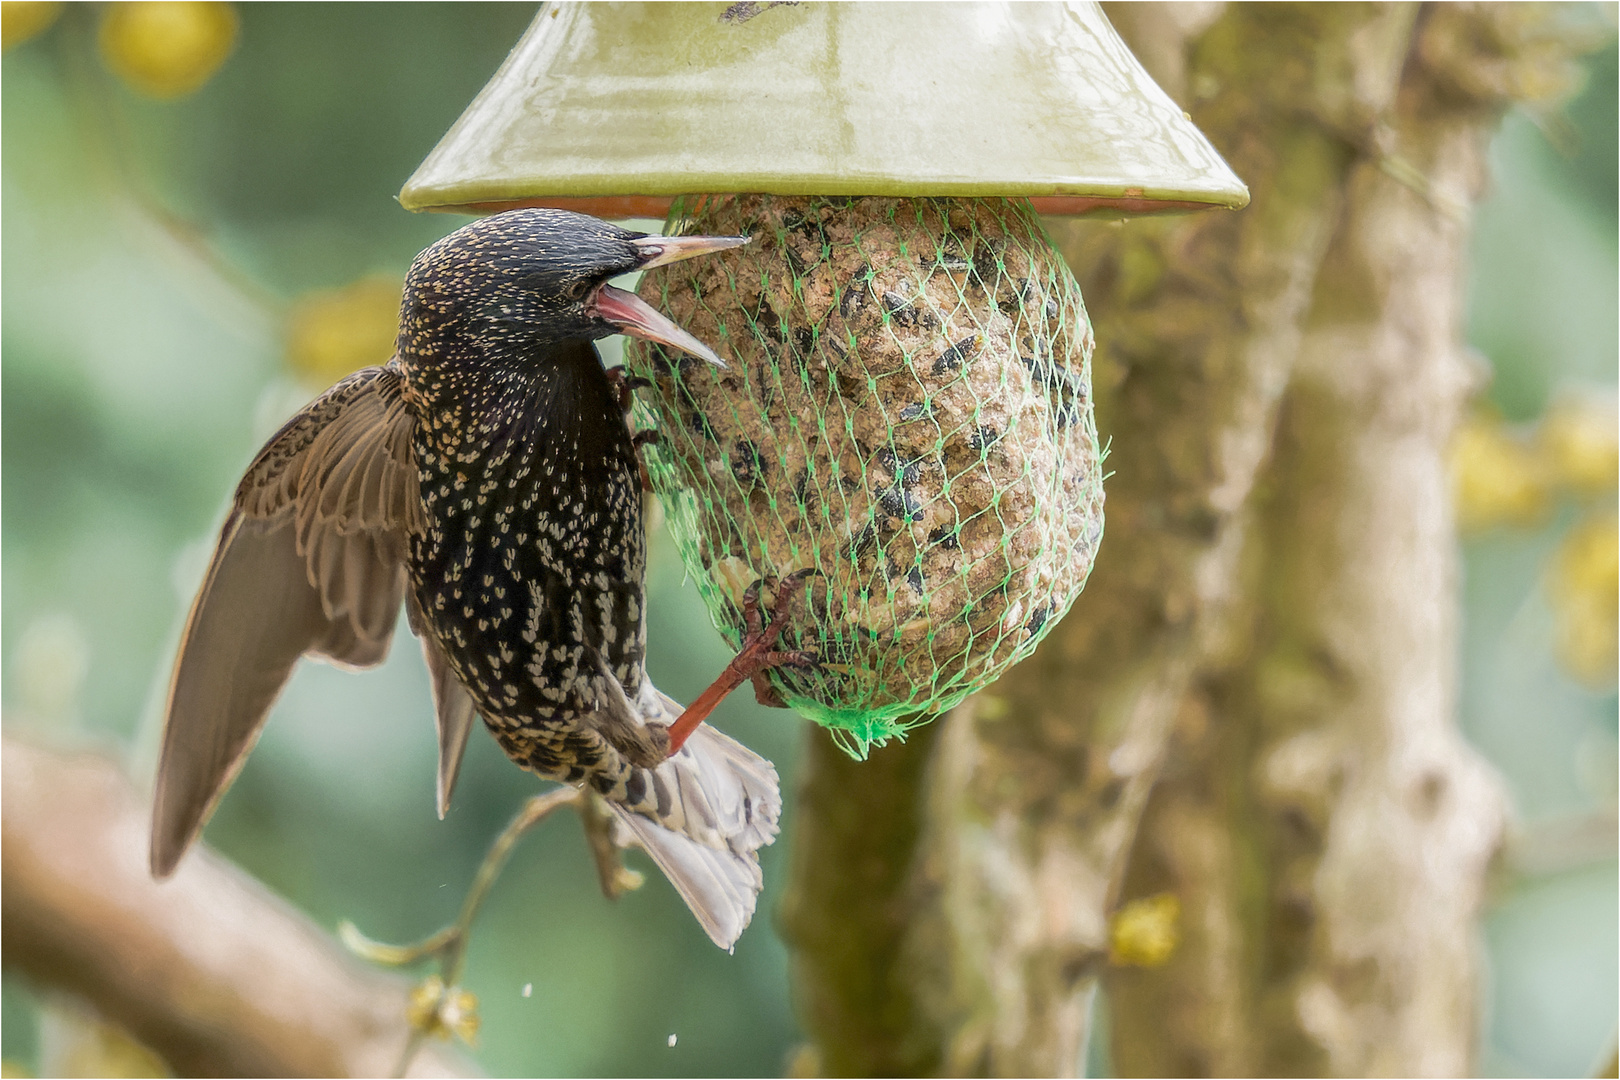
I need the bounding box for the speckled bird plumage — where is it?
[399,221,651,783]
[151,209,776,949]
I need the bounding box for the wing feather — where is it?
[151,365,420,876]
[407,593,478,819]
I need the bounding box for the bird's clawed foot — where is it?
[629,429,662,493]
[662,569,821,755]
[606,367,653,416]
[738,570,820,709]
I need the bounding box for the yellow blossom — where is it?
[1109,892,1180,968]
[286,276,404,387]
[406,975,481,1047]
[99,2,238,100]
[1451,412,1549,533]
[1539,397,1619,500]
[1549,511,1619,688]
[2,1,61,50]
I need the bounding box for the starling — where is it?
[150,209,800,949]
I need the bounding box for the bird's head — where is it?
[400,208,744,369]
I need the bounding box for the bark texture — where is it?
[1110,8,1589,1076]
[780,721,943,1076]
[1,737,476,1078]
[779,4,1593,1076]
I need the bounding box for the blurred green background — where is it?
[1,4,1614,1076]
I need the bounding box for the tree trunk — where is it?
[780,4,1591,1076]
[1109,7,1589,1075]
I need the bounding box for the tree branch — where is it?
[1,736,478,1078]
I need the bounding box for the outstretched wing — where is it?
[151,364,422,876]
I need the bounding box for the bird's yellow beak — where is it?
[631,233,749,269]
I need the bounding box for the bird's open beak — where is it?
[630,233,749,269]
[589,232,748,368]
[590,285,728,369]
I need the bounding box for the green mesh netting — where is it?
[625,194,1104,757]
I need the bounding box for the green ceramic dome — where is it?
[400,1,1248,218]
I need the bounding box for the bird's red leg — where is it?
[665,572,818,754]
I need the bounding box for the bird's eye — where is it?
[565,279,591,301]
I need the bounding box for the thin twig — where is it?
[340,786,646,1077]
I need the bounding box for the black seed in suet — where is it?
[792,468,815,510]
[1025,602,1053,635]
[882,290,918,327]
[793,326,815,357]
[877,484,922,521]
[897,400,933,423]
[730,437,766,487]
[848,522,879,561]
[928,524,961,550]
[839,267,872,319]
[784,244,810,277]
[971,248,1000,291]
[1023,351,1087,430]
[931,335,980,376]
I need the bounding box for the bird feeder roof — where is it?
[400,1,1248,219]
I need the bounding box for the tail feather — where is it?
[608,803,761,951]
[669,724,780,854]
[611,723,781,950]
